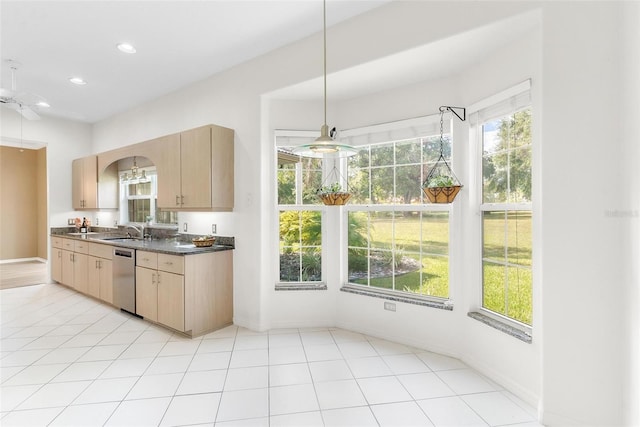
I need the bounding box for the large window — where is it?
[480,107,532,325]
[346,133,451,299]
[277,150,323,283]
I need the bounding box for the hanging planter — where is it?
[421,106,465,204]
[316,164,351,206]
[317,182,352,205]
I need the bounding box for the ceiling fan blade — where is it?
[19,106,41,120]
[3,102,41,120]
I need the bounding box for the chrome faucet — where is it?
[125,224,144,239]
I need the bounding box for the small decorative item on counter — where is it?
[192,235,216,247]
[74,218,82,229]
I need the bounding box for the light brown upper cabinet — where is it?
[72,155,97,209]
[72,155,119,210]
[155,124,234,211]
[95,123,234,212]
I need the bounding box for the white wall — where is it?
[621,2,640,425]
[65,1,636,424]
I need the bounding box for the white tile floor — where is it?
[1,284,542,426]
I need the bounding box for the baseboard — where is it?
[335,318,458,359]
[462,354,540,411]
[0,257,47,264]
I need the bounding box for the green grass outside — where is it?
[350,212,533,325]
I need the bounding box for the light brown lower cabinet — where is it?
[52,238,113,305]
[136,251,185,332]
[88,256,113,303]
[88,243,114,304]
[136,249,232,337]
[51,237,63,283]
[61,249,75,288]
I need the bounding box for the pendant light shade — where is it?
[292,0,357,159]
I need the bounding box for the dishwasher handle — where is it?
[114,249,134,258]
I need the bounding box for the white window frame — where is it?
[339,114,457,305]
[469,80,533,333]
[275,130,326,286]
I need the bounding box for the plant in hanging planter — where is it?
[421,106,466,204]
[422,172,462,203]
[316,182,352,206]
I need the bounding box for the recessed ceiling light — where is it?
[117,43,136,54]
[69,77,87,85]
[36,101,50,108]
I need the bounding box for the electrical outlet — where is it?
[68,218,75,225]
[384,302,396,312]
[95,216,99,226]
[183,222,188,232]
[212,224,217,234]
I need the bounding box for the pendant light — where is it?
[293,0,357,158]
[121,156,148,183]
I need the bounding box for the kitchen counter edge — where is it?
[51,232,235,256]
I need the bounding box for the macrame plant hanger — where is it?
[422,106,466,203]
[317,161,351,206]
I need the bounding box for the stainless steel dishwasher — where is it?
[113,248,136,314]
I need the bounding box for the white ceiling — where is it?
[0,0,390,123]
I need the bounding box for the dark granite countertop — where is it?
[51,227,234,256]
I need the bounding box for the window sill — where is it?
[275,283,327,291]
[467,311,532,343]
[340,284,453,311]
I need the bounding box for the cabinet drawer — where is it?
[52,236,63,249]
[137,251,158,269]
[157,254,184,275]
[74,240,89,254]
[89,242,113,259]
[62,238,75,251]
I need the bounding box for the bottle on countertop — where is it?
[80,217,87,233]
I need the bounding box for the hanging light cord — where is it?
[438,106,446,156]
[322,0,327,129]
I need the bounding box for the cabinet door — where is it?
[99,259,113,304]
[82,156,98,209]
[74,253,89,294]
[153,133,181,209]
[72,156,97,209]
[136,266,158,322]
[211,125,235,210]
[62,250,74,287]
[72,158,84,210]
[87,256,101,299]
[157,271,184,332]
[180,126,211,209]
[51,248,63,283]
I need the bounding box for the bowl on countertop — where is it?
[192,237,216,247]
